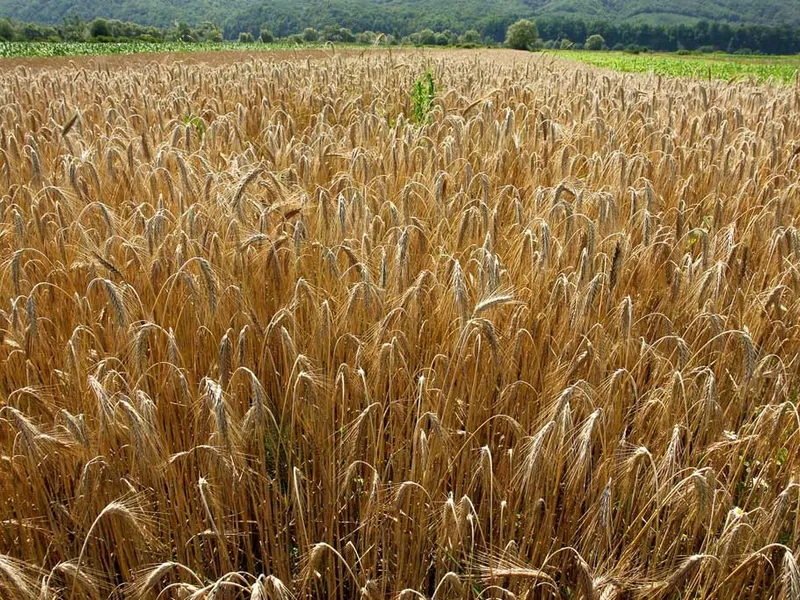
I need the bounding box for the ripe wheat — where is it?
[1,49,800,599]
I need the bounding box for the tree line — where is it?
[2,13,800,55]
[534,16,800,55]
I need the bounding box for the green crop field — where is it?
[0,41,310,58]
[555,50,800,83]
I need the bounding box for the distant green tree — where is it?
[302,27,319,42]
[478,15,509,43]
[259,26,273,43]
[560,38,573,49]
[585,33,605,50]
[505,19,539,50]
[0,18,14,41]
[60,14,86,41]
[321,25,339,40]
[238,31,254,43]
[460,29,481,45]
[417,28,436,45]
[195,22,223,42]
[173,22,194,42]
[356,30,377,44]
[20,23,46,41]
[89,18,111,38]
[322,26,355,42]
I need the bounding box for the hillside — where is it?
[1,0,800,37]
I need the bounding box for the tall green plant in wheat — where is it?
[410,71,435,124]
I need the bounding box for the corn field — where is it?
[0,43,329,60]
[1,49,800,599]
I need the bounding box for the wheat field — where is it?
[1,48,800,599]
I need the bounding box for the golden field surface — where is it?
[1,48,800,599]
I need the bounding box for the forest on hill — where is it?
[2,0,800,40]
